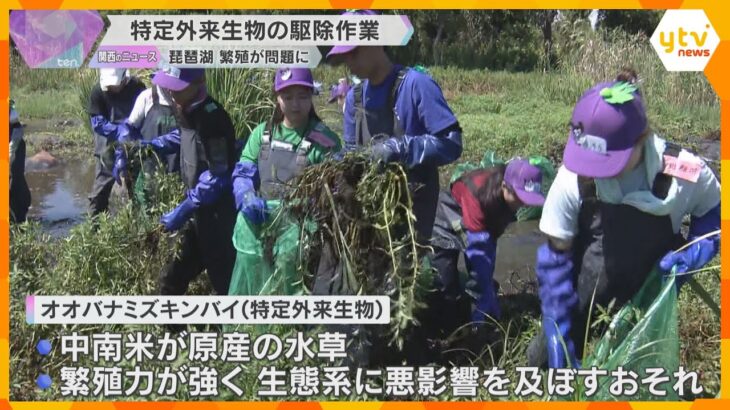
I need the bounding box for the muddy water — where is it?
[494,219,542,295]
[25,159,96,237]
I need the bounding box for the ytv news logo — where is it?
[651,10,719,72]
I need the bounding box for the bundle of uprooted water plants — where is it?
[106,141,183,210]
[271,152,436,350]
[99,140,188,258]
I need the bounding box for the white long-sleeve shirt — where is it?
[127,86,173,129]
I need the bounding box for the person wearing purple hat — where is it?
[421,158,546,351]
[229,68,342,295]
[142,65,239,303]
[327,78,350,113]
[326,9,462,245]
[228,67,341,295]
[87,68,146,215]
[529,69,721,369]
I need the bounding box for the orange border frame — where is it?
[1,0,727,407]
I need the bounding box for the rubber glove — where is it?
[90,116,134,141]
[240,191,268,225]
[160,198,197,232]
[536,243,580,369]
[660,204,720,287]
[117,123,143,143]
[370,140,400,164]
[188,170,230,206]
[112,147,128,185]
[231,161,267,224]
[160,170,230,232]
[369,126,463,169]
[464,231,501,322]
[140,129,181,156]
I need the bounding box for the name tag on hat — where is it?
[663,151,703,183]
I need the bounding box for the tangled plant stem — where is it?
[276,153,432,348]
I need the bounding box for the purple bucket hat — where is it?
[326,10,379,60]
[563,81,648,178]
[274,68,314,92]
[504,158,546,207]
[152,66,205,92]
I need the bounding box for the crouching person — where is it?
[423,159,547,348]
[529,70,721,369]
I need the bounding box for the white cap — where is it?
[100,68,129,90]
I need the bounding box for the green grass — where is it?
[12,88,81,121]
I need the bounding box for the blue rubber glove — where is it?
[536,243,579,369]
[160,170,230,232]
[231,161,267,224]
[464,231,501,322]
[160,198,197,232]
[91,115,119,139]
[117,123,143,144]
[112,147,128,185]
[370,140,400,166]
[188,170,230,207]
[370,127,463,169]
[659,204,720,286]
[140,129,181,156]
[90,115,134,141]
[241,191,268,225]
[232,161,259,210]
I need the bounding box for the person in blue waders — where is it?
[528,69,721,369]
[323,9,463,366]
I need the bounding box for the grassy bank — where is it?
[9,27,720,400]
